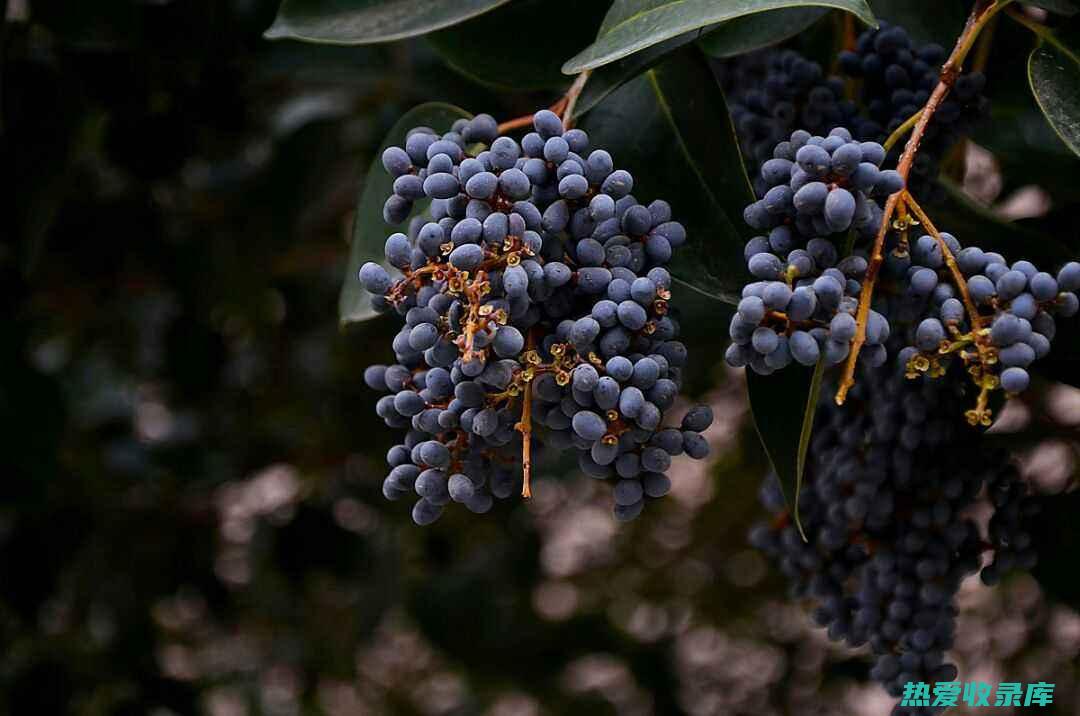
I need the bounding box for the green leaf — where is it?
[746,359,827,535]
[265,0,511,45]
[339,103,471,326]
[428,0,609,90]
[578,49,755,303]
[699,7,828,58]
[1028,38,1080,159]
[562,0,877,74]
[572,32,701,120]
[866,0,965,47]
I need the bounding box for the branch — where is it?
[562,70,592,127]
[834,0,1013,405]
[496,71,593,134]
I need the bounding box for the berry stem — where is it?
[496,71,592,134]
[561,70,592,126]
[902,191,998,425]
[834,0,1012,406]
[882,109,922,152]
[516,332,538,498]
[902,192,987,347]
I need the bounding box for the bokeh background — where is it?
[4,1,1080,714]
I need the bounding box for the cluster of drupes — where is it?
[726,127,902,373]
[358,110,713,525]
[734,109,1076,716]
[728,123,1080,410]
[901,248,1079,407]
[721,22,987,198]
[719,49,859,194]
[723,19,1077,716]
[840,21,988,201]
[750,361,1039,716]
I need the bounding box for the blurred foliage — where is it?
[4,1,1080,715]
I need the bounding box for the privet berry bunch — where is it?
[840,22,988,201]
[735,129,1076,711]
[718,11,1075,716]
[721,22,989,197]
[726,127,902,374]
[718,49,858,190]
[899,247,1080,424]
[359,109,713,525]
[841,22,989,145]
[731,24,1077,714]
[729,126,1080,415]
[750,361,1039,710]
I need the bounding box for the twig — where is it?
[883,109,923,152]
[496,71,592,134]
[902,193,986,345]
[516,381,533,498]
[834,0,1013,405]
[515,331,539,498]
[561,70,592,127]
[497,97,566,134]
[903,192,999,425]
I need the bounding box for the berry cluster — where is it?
[359,110,713,525]
[726,128,900,374]
[750,364,1038,714]
[743,126,903,237]
[720,23,988,199]
[719,49,858,188]
[839,22,989,200]
[900,248,1080,423]
[735,125,1075,713]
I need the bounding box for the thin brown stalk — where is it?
[834,0,1011,405]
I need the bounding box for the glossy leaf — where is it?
[563,0,876,74]
[339,103,471,326]
[579,49,755,303]
[746,359,826,534]
[265,0,511,45]
[572,32,701,120]
[699,7,828,59]
[1028,38,1080,159]
[428,0,609,90]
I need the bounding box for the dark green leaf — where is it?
[866,0,965,47]
[428,0,609,90]
[699,7,828,58]
[562,0,877,74]
[971,16,1080,201]
[1028,38,1080,158]
[579,49,754,303]
[572,32,701,120]
[746,359,827,534]
[339,103,471,326]
[265,0,511,45]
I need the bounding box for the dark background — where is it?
[4,1,1079,714]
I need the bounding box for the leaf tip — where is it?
[263,20,289,41]
[561,56,588,75]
